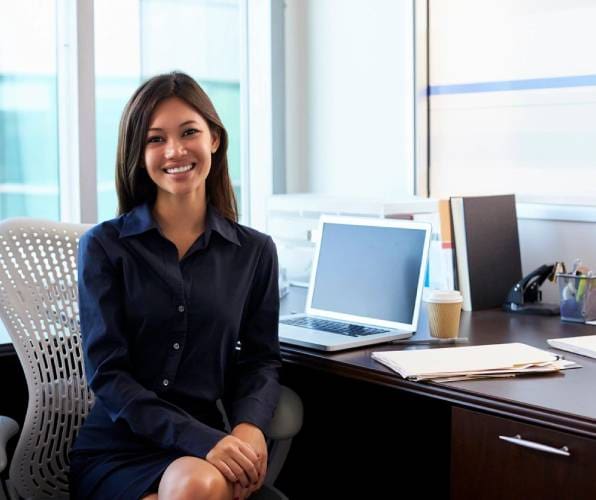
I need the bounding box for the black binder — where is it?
[450,194,522,311]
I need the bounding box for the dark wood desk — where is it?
[276,289,596,499]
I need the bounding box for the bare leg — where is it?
[158,456,234,500]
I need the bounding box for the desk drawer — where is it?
[451,407,596,500]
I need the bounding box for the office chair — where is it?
[0,218,302,500]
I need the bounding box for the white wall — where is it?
[429,0,596,199]
[285,0,415,197]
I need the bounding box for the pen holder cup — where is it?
[557,274,596,323]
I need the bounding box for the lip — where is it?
[162,163,196,176]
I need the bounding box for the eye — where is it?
[147,136,163,144]
[182,128,199,137]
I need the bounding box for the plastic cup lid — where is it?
[424,289,463,304]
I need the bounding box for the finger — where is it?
[214,455,244,487]
[257,456,267,489]
[226,438,259,473]
[235,482,247,500]
[226,458,250,488]
[237,440,260,462]
[226,438,260,484]
[239,459,259,486]
[244,483,255,500]
[247,481,259,498]
[237,481,250,500]
[233,481,242,500]
[212,459,238,484]
[233,449,260,485]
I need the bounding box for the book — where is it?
[450,194,522,311]
[371,342,569,382]
[437,199,455,290]
[437,199,453,243]
[414,199,455,290]
[547,335,596,359]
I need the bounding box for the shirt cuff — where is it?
[229,397,276,438]
[176,424,228,459]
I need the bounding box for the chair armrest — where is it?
[268,386,303,441]
[0,416,19,473]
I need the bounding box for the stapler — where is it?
[502,263,562,316]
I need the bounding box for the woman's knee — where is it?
[158,456,233,500]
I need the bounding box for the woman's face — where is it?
[144,96,220,200]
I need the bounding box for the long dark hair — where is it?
[115,72,238,221]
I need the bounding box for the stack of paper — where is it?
[547,335,596,359]
[371,343,577,382]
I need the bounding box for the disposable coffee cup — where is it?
[424,290,463,339]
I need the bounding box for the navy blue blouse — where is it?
[75,202,282,459]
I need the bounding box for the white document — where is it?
[424,360,579,383]
[547,335,596,359]
[371,342,562,381]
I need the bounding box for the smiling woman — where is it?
[68,72,282,500]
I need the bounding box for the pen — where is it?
[392,337,470,345]
[577,276,587,301]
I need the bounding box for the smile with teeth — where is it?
[164,163,195,175]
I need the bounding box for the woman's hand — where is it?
[230,423,268,499]
[205,434,261,488]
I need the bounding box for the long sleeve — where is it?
[222,236,282,436]
[78,231,227,458]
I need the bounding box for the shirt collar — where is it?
[119,201,241,246]
[206,204,241,246]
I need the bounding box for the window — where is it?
[94,0,142,221]
[95,0,243,221]
[429,0,596,204]
[0,1,60,220]
[0,0,279,346]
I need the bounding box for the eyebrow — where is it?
[147,120,199,132]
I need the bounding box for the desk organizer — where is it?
[557,273,596,323]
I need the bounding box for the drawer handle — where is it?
[499,434,570,457]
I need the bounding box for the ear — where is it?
[211,129,221,154]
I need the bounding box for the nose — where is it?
[164,139,187,159]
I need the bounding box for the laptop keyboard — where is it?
[281,316,390,337]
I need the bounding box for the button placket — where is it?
[163,294,186,388]
[159,237,187,392]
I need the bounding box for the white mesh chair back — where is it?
[0,218,94,500]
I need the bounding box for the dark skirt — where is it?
[69,399,226,500]
[69,447,184,499]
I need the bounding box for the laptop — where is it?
[279,215,431,351]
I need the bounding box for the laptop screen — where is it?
[310,220,428,325]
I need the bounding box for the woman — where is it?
[69,72,282,500]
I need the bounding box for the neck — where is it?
[152,189,208,233]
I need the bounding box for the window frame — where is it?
[414,0,429,197]
[57,0,97,224]
[244,0,285,230]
